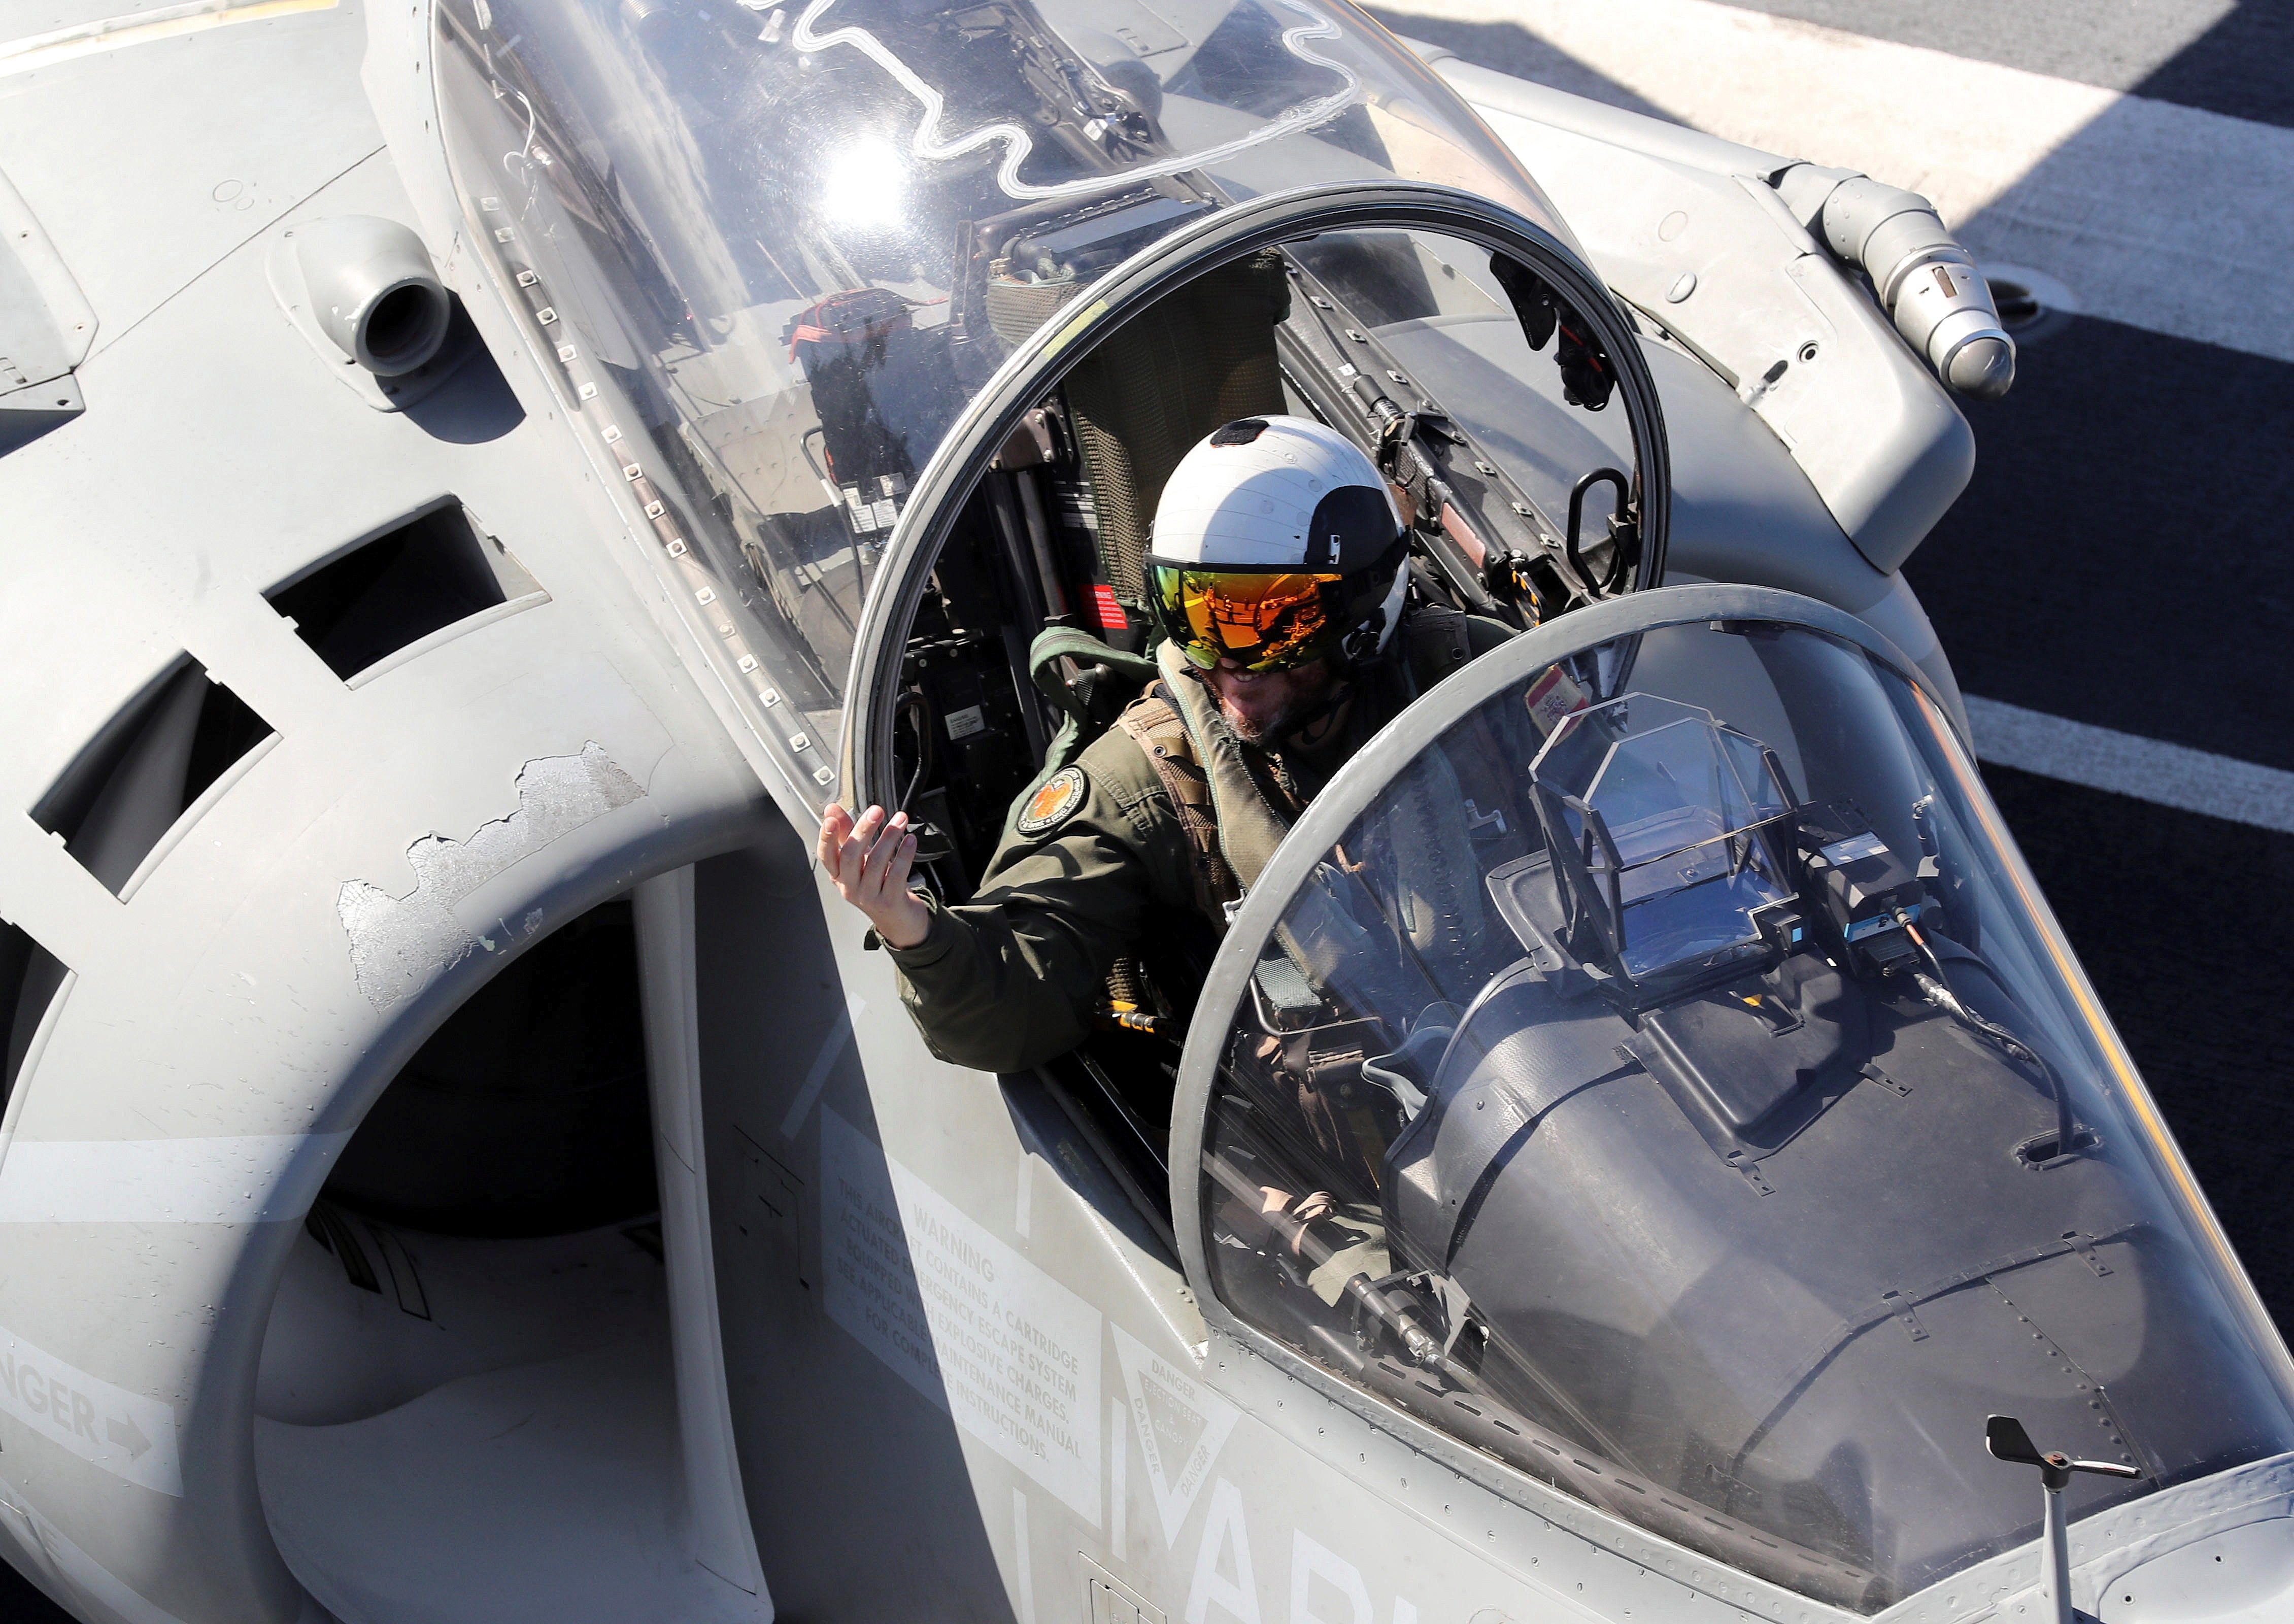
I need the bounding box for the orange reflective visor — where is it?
[1148,566,1346,672]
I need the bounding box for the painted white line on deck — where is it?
[1966,696,2294,833]
[1382,0,2294,365]
[0,0,338,79]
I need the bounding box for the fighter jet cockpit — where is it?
[1180,598,2294,1612]
[429,0,1673,1206]
[13,0,2292,1618]
[419,0,2294,1614]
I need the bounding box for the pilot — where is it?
[817,415,1508,1076]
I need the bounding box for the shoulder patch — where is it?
[1016,766,1089,836]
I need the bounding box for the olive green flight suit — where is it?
[884,615,1506,1074]
[886,680,1363,1075]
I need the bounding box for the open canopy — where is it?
[431,0,1591,802]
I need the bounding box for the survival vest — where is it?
[1020,605,1483,930]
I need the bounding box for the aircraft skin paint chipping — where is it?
[9,0,2288,1612]
[334,741,644,1008]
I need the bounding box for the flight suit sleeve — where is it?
[883,729,1194,1074]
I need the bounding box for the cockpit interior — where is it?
[21,2,2292,1620]
[859,200,1653,1239]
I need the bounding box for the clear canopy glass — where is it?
[430,0,1568,796]
[1196,616,2294,1611]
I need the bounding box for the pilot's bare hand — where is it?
[819,803,930,950]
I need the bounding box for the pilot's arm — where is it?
[819,727,1196,1074]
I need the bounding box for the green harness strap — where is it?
[1002,626,1162,838]
[1153,639,1296,896]
[1005,611,1514,857]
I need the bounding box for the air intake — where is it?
[30,657,277,899]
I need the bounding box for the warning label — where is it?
[1112,1324,1238,1546]
[0,1326,182,1496]
[822,1109,1101,1526]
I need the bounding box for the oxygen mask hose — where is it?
[1895,909,2081,1160]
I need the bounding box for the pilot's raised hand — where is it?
[818,803,930,949]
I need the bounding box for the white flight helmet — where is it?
[1143,415,1409,672]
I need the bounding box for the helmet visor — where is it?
[1148,565,1348,673]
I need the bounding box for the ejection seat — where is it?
[982,250,1295,647]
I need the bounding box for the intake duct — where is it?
[985,252,1292,608]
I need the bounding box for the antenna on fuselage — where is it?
[1984,1414,2142,1624]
